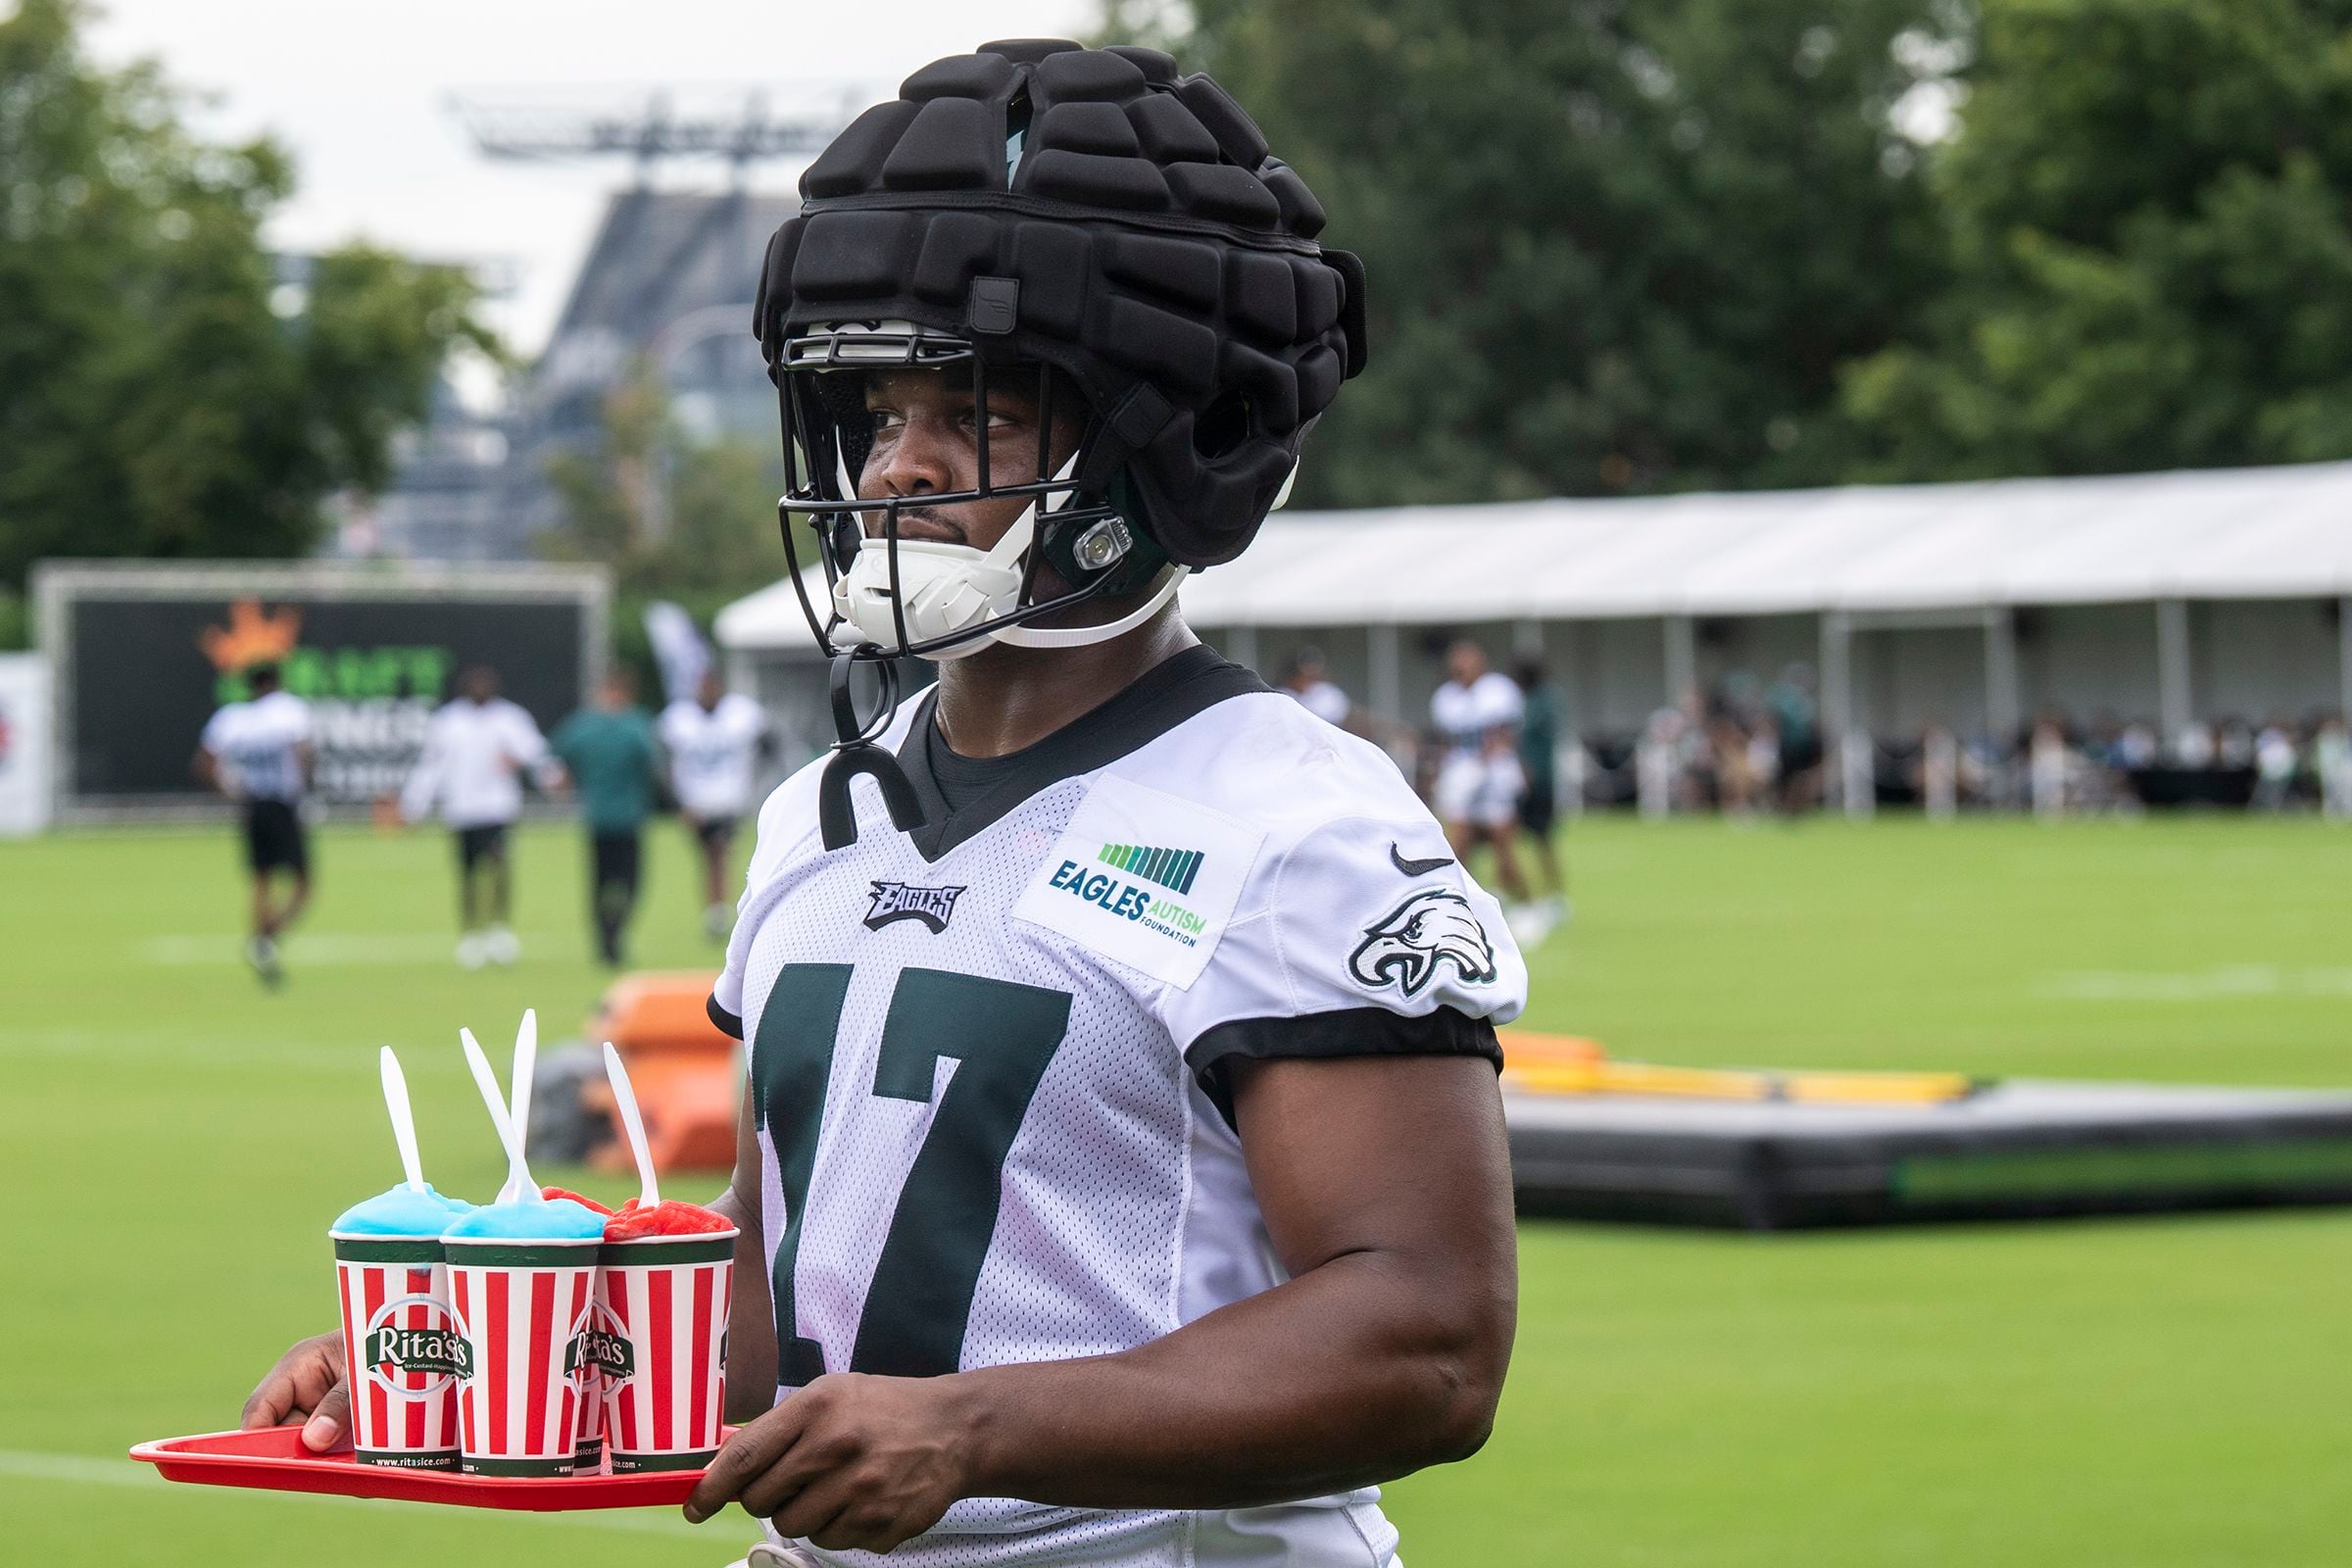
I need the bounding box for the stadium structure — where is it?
[344,95,838,563]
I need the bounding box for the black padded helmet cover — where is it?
[754,39,1368,569]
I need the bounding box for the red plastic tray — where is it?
[129,1426,729,1511]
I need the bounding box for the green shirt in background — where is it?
[1519,683,1559,792]
[552,706,662,833]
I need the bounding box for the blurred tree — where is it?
[1104,0,1956,503]
[1840,0,2352,478]
[0,0,496,603]
[538,363,787,679]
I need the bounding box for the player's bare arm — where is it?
[685,1052,1514,1546]
[709,1089,777,1416]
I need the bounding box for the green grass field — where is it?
[5,815,2350,1565]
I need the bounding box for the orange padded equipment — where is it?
[1497,1028,1979,1105]
[583,972,741,1174]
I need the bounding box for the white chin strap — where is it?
[994,563,1188,649]
[829,452,1187,660]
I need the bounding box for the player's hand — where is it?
[682,1372,977,1551]
[240,1331,352,1451]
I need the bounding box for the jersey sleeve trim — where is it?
[1183,1004,1502,1129]
[707,993,745,1041]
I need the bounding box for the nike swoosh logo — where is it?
[1390,843,1453,877]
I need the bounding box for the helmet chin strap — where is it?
[996,564,1189,649]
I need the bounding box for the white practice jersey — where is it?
[397,698,550,829]
[661,693,767,818]
[200,691,312,803]
[1429,671,1524,757]
[1288,677,1350,727]
[711,648,1527,1568]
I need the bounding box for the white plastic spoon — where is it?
[601,1041,661,1208]
[459,1025,535,1204]
[378,1046,428,1195]
[508,1008,537,1187]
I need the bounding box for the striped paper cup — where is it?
[329,1234,463,1470]
[571,1297,617,1469]
[598,1231,736,1473]
[443,1235,602,1477]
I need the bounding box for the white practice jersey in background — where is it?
[1429,671,1524,756]
[397,697,550,829]
[711,648,1527,1568]
[1288,677,1350,727]
[200,690,312,803]
[661,693,766,818]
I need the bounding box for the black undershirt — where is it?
[921,714,1029,813]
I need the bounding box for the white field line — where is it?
[2037,965,2352,1002]
[0,1447,718,1540]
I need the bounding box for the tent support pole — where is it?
[1984,607,2020,747]
[2157,598,2192,743]
[1821,611,1852,809]
[1368,622,1401,723]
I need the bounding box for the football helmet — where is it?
[755,38,1367,665]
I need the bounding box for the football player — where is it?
[662,667,773,938]
[243,41,1525,1568]
[1429,638,1533,915]
[193,661,314,986]
[395,664,555,967]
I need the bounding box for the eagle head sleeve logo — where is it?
[1348,888,1499,999]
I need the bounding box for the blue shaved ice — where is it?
[440,1198,606,1241]
[332,1183,474,1238]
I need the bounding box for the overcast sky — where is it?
[81,1,1095,354]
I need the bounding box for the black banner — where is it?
[67,592,591,804]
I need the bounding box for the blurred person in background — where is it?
[1431,638,1533,917]
[2029,714,2071,819]
[192,662,313,987]
[1278,646,1351,727]
[1704,688,1761,815]
[2253,714,2299,810]
[1511,657,1568,924]
[397,664,554,968]
[1766,662,1824,812]
[661,667,770,940]
[552,668,664,967]
[2173,718,2216,767]
[2216,715,2255,770]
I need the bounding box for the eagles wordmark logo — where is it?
[1349,888,1499,998]
[864,880,966,933]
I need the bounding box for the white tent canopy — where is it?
[717,461,2352,653]
[715,463,2352,757]
[1179,462,2352,627]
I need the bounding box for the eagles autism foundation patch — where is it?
[1012,775,1265,990]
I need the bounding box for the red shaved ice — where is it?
[606,1198,733,1240]
[540,1186,614,1215]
